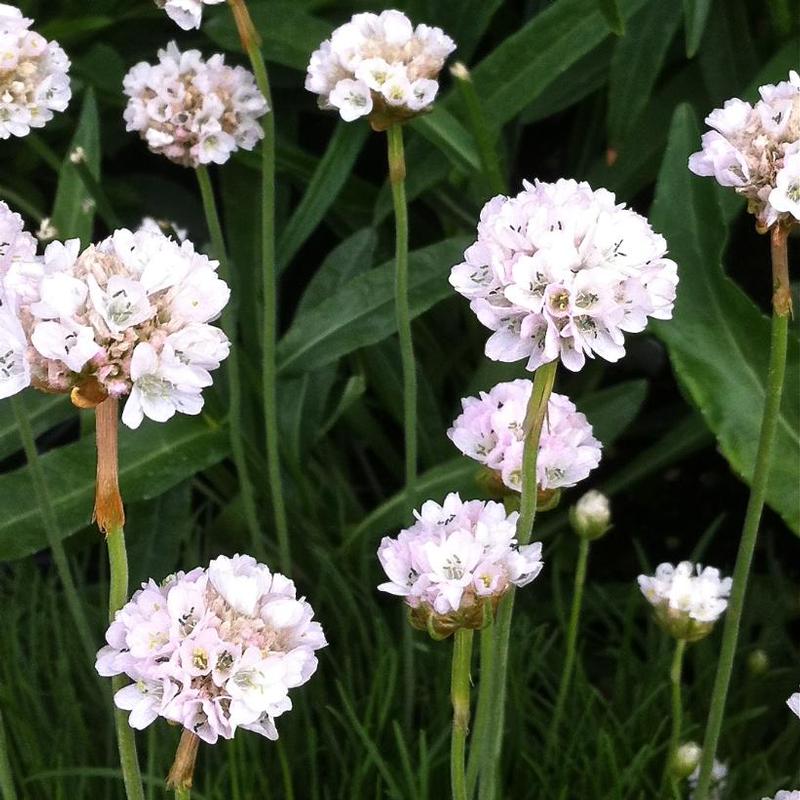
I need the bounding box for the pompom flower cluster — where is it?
[638,562,732,642]
[0,4,71,139]
[155,0,224,30]
[377,492,543,637]
[689,71,800,231]
[764,793,800,800]
[96,555,326,743]
[449,179,678,372]
[305,9,455,127]
[447,380,601,495]
[0,217,230,428]
[123,42,268,168]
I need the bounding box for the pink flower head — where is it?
[449,179,678,372]
[96,555,327,743]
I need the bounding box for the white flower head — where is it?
[154,0,225,30]
[689,70,800,230]
[638,561,732,641]
[570,489,611,540]
[123,42,269,168]
[763,793,800,800]
[96,555,326,743]
[377,492,543,637]
[688,759,727,800]
[305,10,455,128]
[449,179,678,372]
[0,5,71,139]
[788,690,800,720]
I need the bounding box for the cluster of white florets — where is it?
[305,9,455,126]
[447,380,601,494]
[0,209,230,428]
[689,71,800,231]
[123,42,268,168]
[638,562,731,641]
[449,179,678,373]
[154,0,224,30]
[789,690,800,720]
[763,793,800,800]
[0,4,71,139]
[96,555,326,743]
[377,493,543,636]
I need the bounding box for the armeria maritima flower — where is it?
[305,9,455,128]
[689,71,800,231]
[0,219,230,428]
[0,4,71,139]
[154,0,224,31]
[123,42,268,168]
[447,379,601,494]
[763,793,800,800]
[638,562,731,642]
[377,492,543,637]
[96,554,326,743]
[449,179,678,372]
[788,690,800,720]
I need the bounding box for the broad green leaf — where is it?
[51,89,99,243]
[0,393,75,462]
[411,107,481,174]
[277,123,369,271]
[0,415,230,561]
[607,1,683,145]
[682,0,713,58]
[650,105,800,533]
[598,0,626,35]
[204,1,331,71]
[277,236,470,376]
[578,380,648,445]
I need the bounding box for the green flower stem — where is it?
[450,64,506,196]
[174,789,191,800]
[386,124,417,494]
[465,620,494,798]
[478,360,557,800]
[451,629,474,800]
[548,535,591,752]
[107,524,146,800]
[663,638,687,799]
[11,395,96,665]
[196,165,263,558]
[228,0,291,573]
[69,155,121,230]
[0,709,17,800]
[693,224,792,800]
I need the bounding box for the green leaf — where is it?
[0,393,75,462]
[578,380,648,445]
[682,0,713,58]
[277,236,470,376]
[598,0,626,35]
[607,1,683,145]
[277,123,369,271]
[650,105,800,533]
[51,89,100,242]
[0,415,230,561]
[204,1,332,71]
[411,107,481,174]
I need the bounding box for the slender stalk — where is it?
[11,395,96,664]
[0,709,17,800]
[548,535,591,751]
[227,0,290,574]
[196,165,263,558]
[166,729,200,799]
[478,360,557,800]
[451,629,474,800]
[693,225,792,799]
[174,790,191,800]
[466,620,494,798]
[97,399,145,800]
[663,639,687,799]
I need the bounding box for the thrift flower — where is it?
[377,492,543,637]
[788,690,800,719]
[0,4,71,139]
[448,380,601,497]
[689,71,800,231]
[449,179,678,372]
[305,9,455,129]
[638,562,731,642]
[0,224,230,427]
[123,42,268,168]
[154,0,224,30]
[569,489,611,541]
[688,759,727,800]
[96,554,326,743]
[763,793,800,800]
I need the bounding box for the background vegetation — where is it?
[0,1,798,798]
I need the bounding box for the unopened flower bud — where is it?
[450,62,471,82]
[570,490,611,540]
[671,741,702,779]
[747,648,769,676]
[69,146,86,164]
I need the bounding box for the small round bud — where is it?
[671,741,702,779]
[69,146,86,164]
[450,62,471,82]
[747,648,769,676]
[570,490,611,540]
